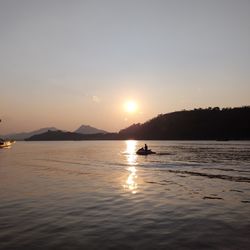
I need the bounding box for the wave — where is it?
[156,169,250,183]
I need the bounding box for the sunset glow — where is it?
[124,101,138,113]
[0,1,249,135]
[0,1,249,249]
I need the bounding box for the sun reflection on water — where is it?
[123,140,138,194]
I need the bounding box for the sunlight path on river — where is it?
[123,140,138,194]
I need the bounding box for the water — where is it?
[0,141,250,249]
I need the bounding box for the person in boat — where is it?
[144,144,148,151]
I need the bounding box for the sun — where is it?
[124,100,138,113]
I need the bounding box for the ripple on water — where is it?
[0,141,250,249]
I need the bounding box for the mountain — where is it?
[26,130,118,141]
[74,125,107,134]
[24,106,250,141]
[2,125,107,141]
[26,130,85,141]
[118,106,250,140]
[2,127,59,140]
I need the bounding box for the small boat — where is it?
[136,148,156,155]
[0,140,13,149]
[0,120,15,148]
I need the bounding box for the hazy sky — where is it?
[0,0,249,134]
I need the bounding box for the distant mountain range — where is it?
[74,125,107,134]
[1,125,108,140]
[26,130,118,141]
[25,106,250,141]
[1,127,58,140]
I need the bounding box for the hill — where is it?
[1,125,107,140]
[2,127,59,140]
[25,107,250,141]
[74,125,107,134]
[119,107,250,140]
[26,130,118,141]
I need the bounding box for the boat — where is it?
[136,148,156,155]
[0,140,13,149]
[0,120,14,148]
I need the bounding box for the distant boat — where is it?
[0,119,15,148]
[136,148,156,155]
[0,140,15,149]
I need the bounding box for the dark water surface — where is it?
[0,141,250,249]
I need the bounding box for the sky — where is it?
[0,0,250,134]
